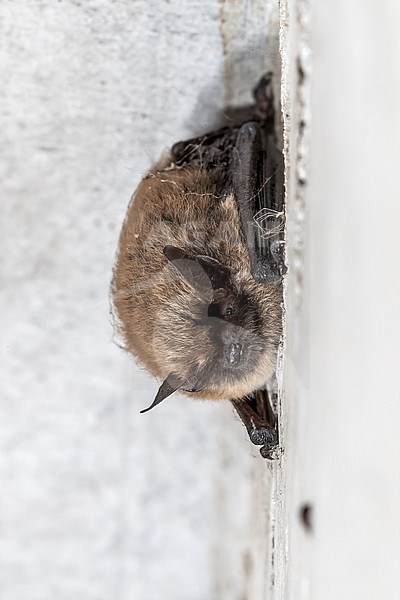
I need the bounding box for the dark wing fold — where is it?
[233,122,286,283]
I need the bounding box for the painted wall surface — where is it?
[0,2,281,600]
[283,1,400,599]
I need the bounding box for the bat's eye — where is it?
[207,302,235,320]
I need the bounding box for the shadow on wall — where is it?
[183,39,281,136]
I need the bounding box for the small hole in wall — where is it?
[299,503,313,533]
[297,57,305,86]
[242,550,253,578]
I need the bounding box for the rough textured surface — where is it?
[0,2,281,599]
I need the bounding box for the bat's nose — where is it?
[225,342,243,366]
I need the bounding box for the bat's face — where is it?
[149,246,281,405]
[157,288,266,387]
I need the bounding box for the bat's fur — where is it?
[112,157,282,401]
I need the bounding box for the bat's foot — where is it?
[253,72,275,123]
[231,396,279,460]
[249,422,279,460]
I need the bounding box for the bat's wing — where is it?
[233,121,286,283]
[171,75,285,284]
[171,125,240,185]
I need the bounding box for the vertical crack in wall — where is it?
[278,0,313,598]
[292,0,312,316]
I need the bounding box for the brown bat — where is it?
[112,74,285,458]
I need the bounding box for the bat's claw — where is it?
[248,422,278,447]
[248,423,279,459]
[270,239,288,278]
[260,443,282,460]
[231,397,279,460]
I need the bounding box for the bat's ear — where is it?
[163,245,231,296]
[163,245,213,298]
[140,373,182,414]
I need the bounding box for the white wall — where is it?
[0,2,281,600]
[283,1,400,599]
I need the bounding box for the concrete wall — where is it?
[0,2,281,600]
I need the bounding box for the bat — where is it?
[112,73,285,459]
